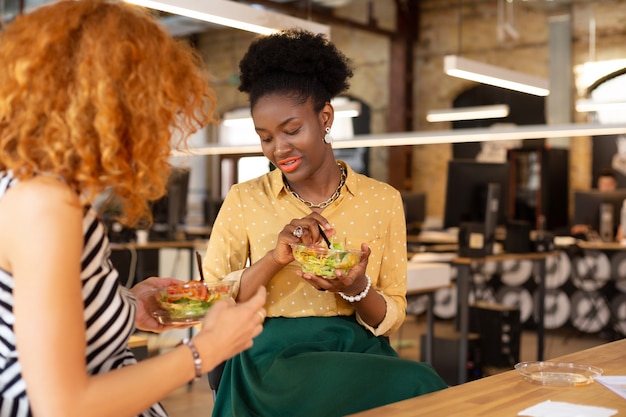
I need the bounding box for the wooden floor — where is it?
[154,315,616,417]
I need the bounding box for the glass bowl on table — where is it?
[290,243,363,279]
[514,361,603,387]
[148,280,234,325]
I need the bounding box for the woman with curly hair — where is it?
[0,1,266,417]
[202,29,447,417]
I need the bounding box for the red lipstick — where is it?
[277,157,302,173]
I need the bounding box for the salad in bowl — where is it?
[149,280,234,325]
[290,242,363,278]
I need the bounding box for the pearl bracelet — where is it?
[179,338,202,379]
[339,275,371,303]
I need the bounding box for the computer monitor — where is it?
[443,159,510,230]
[573,189,626,241]
[151,167,191,240]
[400,191,426,235]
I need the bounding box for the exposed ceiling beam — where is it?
[233,0,397,37]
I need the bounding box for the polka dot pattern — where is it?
[202,161,408,334]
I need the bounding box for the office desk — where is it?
[554,240,626,335]
[576,241,626,251]
[453,251,555,384]
[406,262,452,364]
[110,240,208,287]
[128,334,149,361]
[347,338,626,417]
[407,232,458,253]
[407,232,458,245]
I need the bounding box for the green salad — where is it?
[291,243,361,278]
[157,282,232,320]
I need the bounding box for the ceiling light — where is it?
[172,122,626,156]
[575,59,626,94]
[575,99,626,113]
[426,104,510,123]
[332,98,362,119]
[444,55,550,97]
[222,108,252,127]
[124,0,330,36]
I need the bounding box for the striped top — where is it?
[0,171,168,417]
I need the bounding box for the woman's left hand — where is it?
[131,277,194,333]
[299,243,371,294]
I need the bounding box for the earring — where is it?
[324,127,333,144]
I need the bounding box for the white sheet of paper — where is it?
[517,400,618,417]
[596,376,626,400]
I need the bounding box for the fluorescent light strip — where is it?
[444,55,550,97]
[124,0,330,36]
[172,123,626,156]
[222,109,252,127]
[426,104,510,122]
[334,100,361,118]
[575,99,626,113]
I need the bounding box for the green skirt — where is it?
[211,316,447,417]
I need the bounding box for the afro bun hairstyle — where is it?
[238,28,353,112]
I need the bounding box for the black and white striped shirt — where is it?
[0,171,168,417]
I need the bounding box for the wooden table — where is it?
[453,251,556,384]
[347,338,626,417]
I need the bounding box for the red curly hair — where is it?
[0,0,215,226]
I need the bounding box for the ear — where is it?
[320,101,334,130]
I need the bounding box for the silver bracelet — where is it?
[339,275,371,303]
[179,338,202,379]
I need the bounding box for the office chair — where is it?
[208,361,226,399]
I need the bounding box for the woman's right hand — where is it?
[192,285,266,371]
[271,213,335,265]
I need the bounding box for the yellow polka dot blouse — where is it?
[202,161,408,336]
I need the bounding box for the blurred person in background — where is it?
[571,167,618,238]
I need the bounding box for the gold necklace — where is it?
[285,164,346,209]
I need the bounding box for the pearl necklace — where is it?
[285,164,347,209]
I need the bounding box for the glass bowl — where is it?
[290,243,363,278]
[148,280,234,325]
[514,361,603,387]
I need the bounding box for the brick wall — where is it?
[193,0,626,225]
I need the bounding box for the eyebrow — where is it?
[254,116,299,133]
